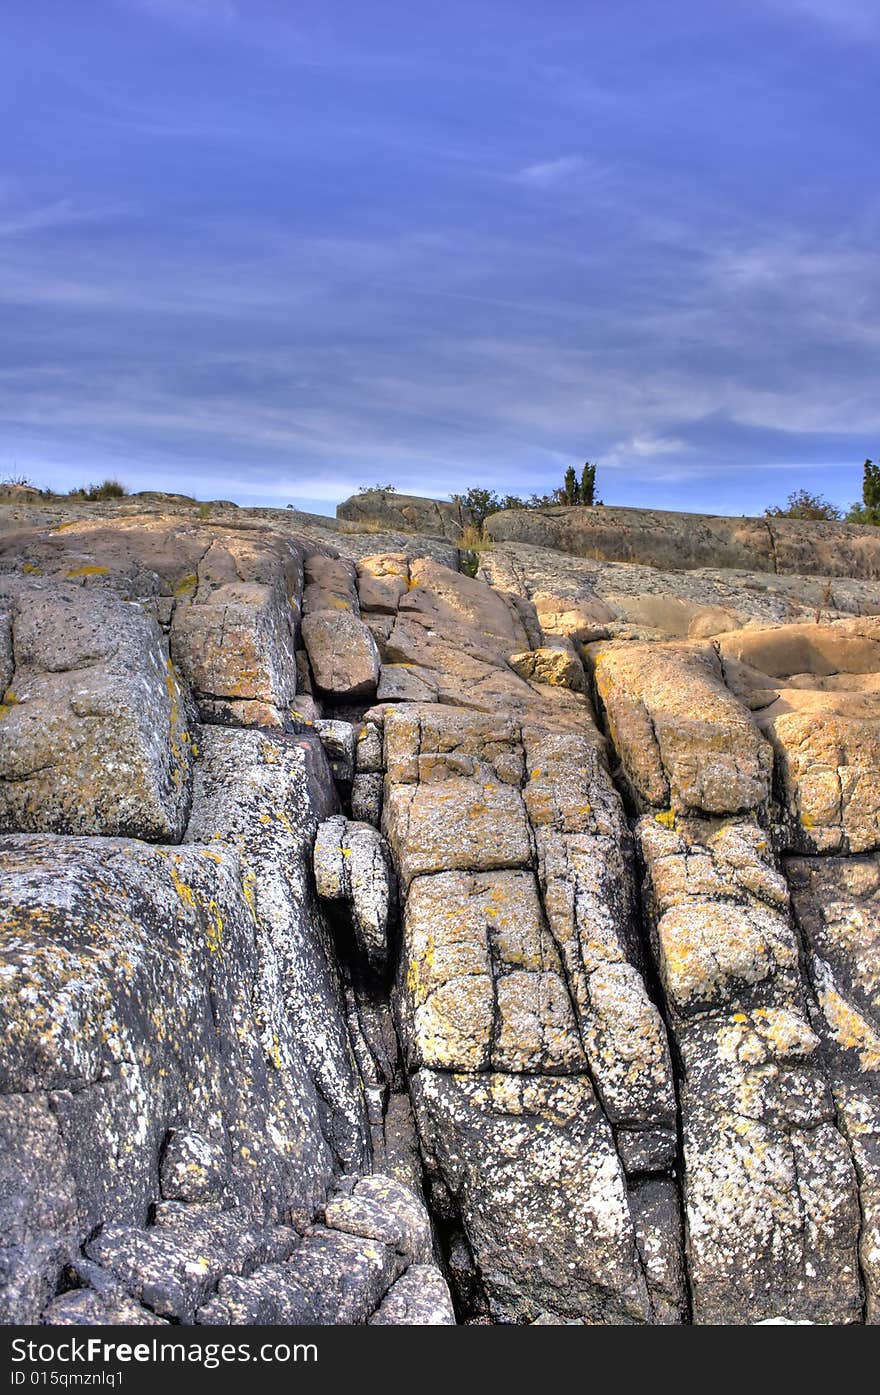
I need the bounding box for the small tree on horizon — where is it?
[862,459,880,522]
[580,462,596,506]
[563,465,579,505]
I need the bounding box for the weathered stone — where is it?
[171,581,298,726]
[679,1013,861,1324]
[83,1207,299,1323]
[786,853,880,1320]
[508,642,585,691]
[84,1225,219,1322]
[159,1129,230,1204]
[410,1070,650,1324]
[369,1264,456,1324]
[0,579,192,840]
[184,726,368,1180]
[337,491,473,542]
[591,640,773,817]
[351,772,383,825]
[384,777,531,890]
[377,663,439,702]
[484,503,880,580]
[355,720,384,772]
[289,693,321,725]
[372,1092,424,1198]
[356,555,410,614]
[301,612,380,701]
[375,560,601,731]
[719,619,880,854]
[523,729,676,1140]
[314,718,356,784]
[0,1094,77,1323]
[314,815,393,972]
[629,1178,688,1325]
[0,720,369,1322]
[637,814,864,1324]
[325,1174,432,1264]
[480,540,880,641]
[209,1226,402,1324]
[4,487,880,1327]
[41,1285,169,1325]
[638,818,798,1019]
[397,869,585,1073]
[0,517,309,727]
[302,554,359,616]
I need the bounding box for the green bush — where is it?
[764,489,842,521]
[68,478,129,501]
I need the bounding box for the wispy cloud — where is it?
[760,0,880,41]
[1,3,876,515]
[514,154,586,186]
[119,0,238,24]
[0,196,131,239]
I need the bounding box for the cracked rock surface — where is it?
[0,492,879,1325]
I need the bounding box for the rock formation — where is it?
[0,490,877,1325]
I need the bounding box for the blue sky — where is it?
[1,0,877,516]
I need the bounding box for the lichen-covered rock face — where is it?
[383,703,677,1320]
[0,515,312,728]
[183,726,369,1177]
[637,814,863,1325]
[0,579,192,840]
[398,868,585,1073]
[301,612,381,701]
[479,540,880,641]
[314,815,394,973]
[411,1070,651,1324]
[0,834,339,1320]
[2,490,880,1327]
[590,640,774,817]
[786,854,880,1320]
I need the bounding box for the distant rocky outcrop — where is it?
[0,488,878,1326]
[485,503,880,580]
[337,490,474,542]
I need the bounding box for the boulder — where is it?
[410,1070,650,1324]
[369,1264,456,1325]
[301,612,380,701]
[590,640,773,817]
[324,1174,432,1264]
[507,642,585,691]
[302,554,360,616]
[0,578,192,841]
[314,815,394,971]
[337,491,473,542]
